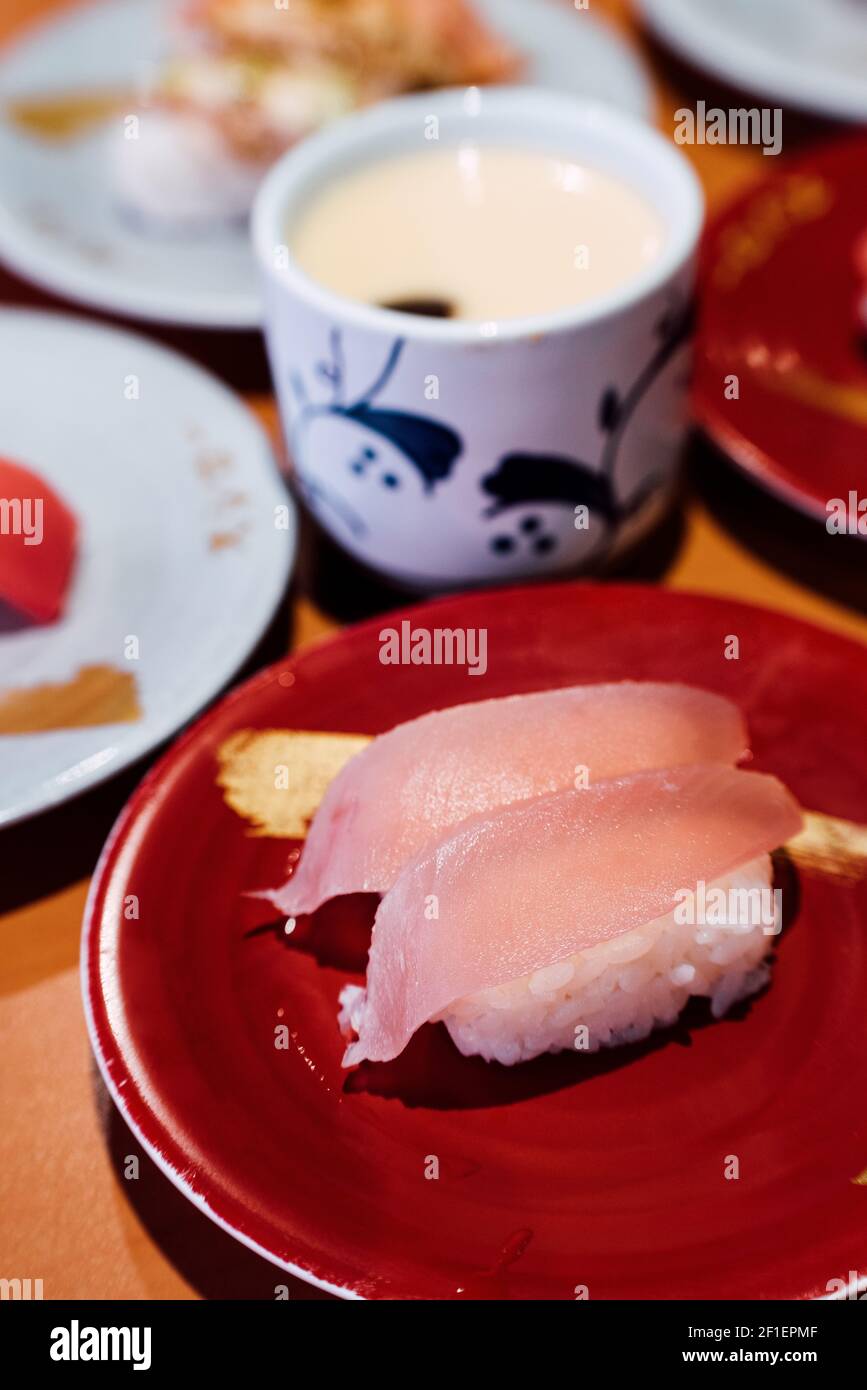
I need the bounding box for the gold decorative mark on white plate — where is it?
[0,664,141,734]
[6,88,128,141]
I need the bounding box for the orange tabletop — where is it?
[1,0,865,1301]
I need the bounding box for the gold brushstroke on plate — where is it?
[6,89,129,141]
[195,449,235,481]
[215,728,370,838]
[0,664,141,734]
[752,360,867,429]
[216,728,867,879]
[711,174,834,291]
[209,527,249,551]
[786,812,867,882]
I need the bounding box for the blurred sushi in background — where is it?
[114,0,522,229]
[0,457,78,626]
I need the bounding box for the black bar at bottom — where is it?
[1,1297,861,1374]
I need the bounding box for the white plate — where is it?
[0,0,653,330]
[638,0,867,122]
[0,308,295,826]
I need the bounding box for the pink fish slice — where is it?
[267,683,749,918]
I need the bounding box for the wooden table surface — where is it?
[1,0,865,1301]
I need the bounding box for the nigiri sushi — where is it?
[268,682,748,918]
[339,764,803,1067]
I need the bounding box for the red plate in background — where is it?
[695,136,867,527]
[82,583,867,1300]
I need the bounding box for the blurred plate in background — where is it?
[694,136,867,527]
[0,308,295,825]
[0,0,653,329]
[638,0,867,121]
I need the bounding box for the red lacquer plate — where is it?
[695,136,867,528]
[82,583,867,1300]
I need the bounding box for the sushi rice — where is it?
[339,855,774,1067]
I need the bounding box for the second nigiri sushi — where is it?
[340,764,803,1067]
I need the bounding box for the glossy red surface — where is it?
[695,136,867,526]
[83,583,867,1299]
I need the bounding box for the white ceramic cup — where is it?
[253,87,703,589]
